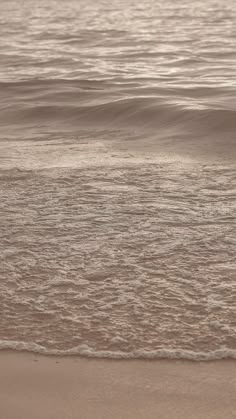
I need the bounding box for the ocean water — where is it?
[0,0,235,360]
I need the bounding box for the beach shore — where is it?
[0,351,235,419]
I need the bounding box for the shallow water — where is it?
[0,0,235,359]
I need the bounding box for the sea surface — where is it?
[0,0,236,360]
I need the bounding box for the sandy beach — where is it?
[0,351,235,419]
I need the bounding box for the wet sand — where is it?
[0,351,235,419]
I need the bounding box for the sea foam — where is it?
[1,341,236,361]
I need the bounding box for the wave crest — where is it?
[1,79,236,135]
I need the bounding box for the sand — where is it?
[0,351,235,419]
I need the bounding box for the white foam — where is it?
[0,340,236,361]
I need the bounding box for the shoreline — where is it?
[0,344,236,361]
[1,351,235,419]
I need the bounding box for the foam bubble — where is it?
[1,340,236,361]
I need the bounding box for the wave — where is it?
[1,79,235,161]
[1,341,236,361]
[1,95,236,135]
